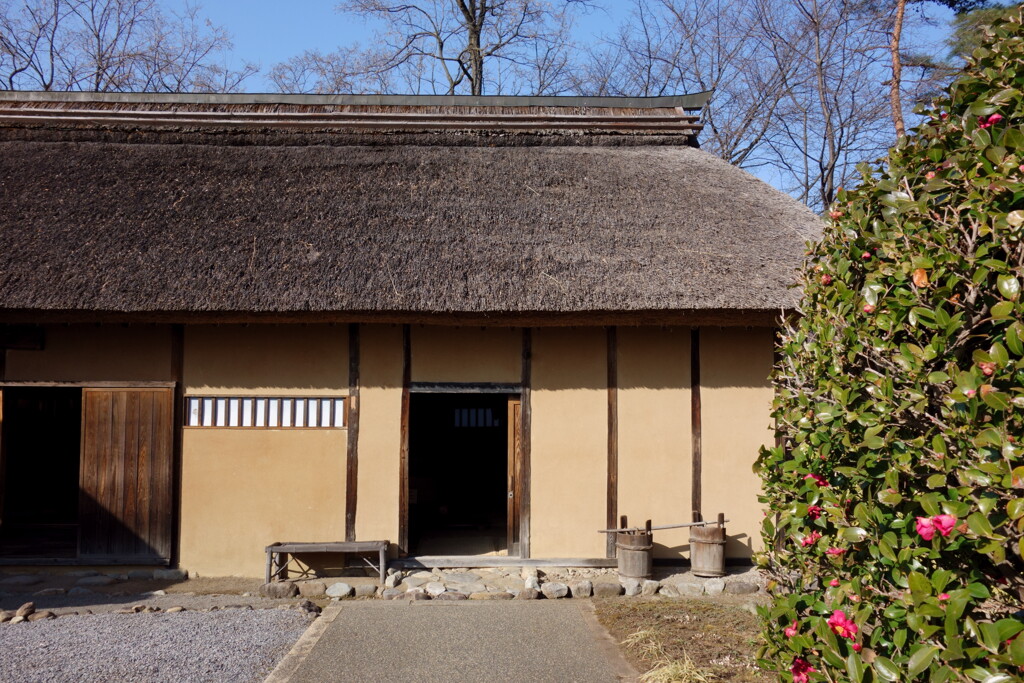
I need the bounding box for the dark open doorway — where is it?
[0,387,82,558]
[409,393,510,556]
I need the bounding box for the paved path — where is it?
[272,600,636,683]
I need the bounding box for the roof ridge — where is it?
[0,90,712,111]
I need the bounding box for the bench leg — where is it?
[379,547,387,584]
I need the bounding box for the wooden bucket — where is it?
[616,531,653,579]
[690,513,727,578]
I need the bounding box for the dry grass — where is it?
[595,597,769,682]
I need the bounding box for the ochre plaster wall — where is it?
[617,327,692,559]
[185,325,347,395]
[178,430,346,577]
[5,324,172,381]
[411,326,520,384]
[354,325,403,547]
[530,328,607,558]
[178,323,350,576]
[700,327,774,559]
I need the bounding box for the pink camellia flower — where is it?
[925,171,936,180]
[964,388,976,398]
[800,531,822,547]
[852,643,862,653]
[938,593,950,602]
[784,620,799,638]
[863,304,876,314]
[916,516,936,541]
[939,112,948,120]
[861,251,872,260]
[979,113,1003,129]
[830,578,840,587]
[804,473,828,487]
[933,514,957,537]
[826,547,846,556]
[807,505,824,520]
[829,210,843,220]
[791,657,816,683]
[1019,164,1024,173]
[827,610,859,639]
[820,274,832,285]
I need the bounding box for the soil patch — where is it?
[594,597,770,681]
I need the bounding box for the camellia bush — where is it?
[755,10,1024,683]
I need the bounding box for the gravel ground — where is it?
[0,608,310,683]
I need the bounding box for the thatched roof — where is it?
[0,92,821,325]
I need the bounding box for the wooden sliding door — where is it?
[79,388,173,562]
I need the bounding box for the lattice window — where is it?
[185,397,347,429]
[453,407,500,428]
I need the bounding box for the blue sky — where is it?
[170,1,959,93]
[168,1,627,91]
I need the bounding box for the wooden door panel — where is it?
[80,389,172,561]
[507,398,521,556]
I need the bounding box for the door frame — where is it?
[401,383,527,558]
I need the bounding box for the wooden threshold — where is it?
[0,556,169,566]
[391,557,618,569]
[0,381,176,388]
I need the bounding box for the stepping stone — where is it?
[593,582,624,598]
[541,582,568,599]
[517,588,540,600]
[326,582,353,598]
[569,580,592,598]
[469,592,513,600]
[1,576,42,586]
[434,592,468,601]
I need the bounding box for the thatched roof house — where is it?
[0,91,819,577]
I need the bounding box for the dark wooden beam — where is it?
[606,326,618,559]
[519,328,532,559]
[409,382,521,394]
[0,325,44,350]
[345,323,361,542]
[0,309,793,328]
[169,324,185,569]
[398,324,411,555]
[691,327,702,522]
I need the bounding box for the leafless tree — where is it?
[0,0,255,92]
[572,0,796,169]
[573,0,894,212]
[756,0,893,210]
[271,0,592,96]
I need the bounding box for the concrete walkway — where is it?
[269,600,637,683]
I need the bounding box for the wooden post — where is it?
[519,328,532,558]
[690,327,702,521]
[170,324,184,569]
[345,323,360,542]
[398,325,411,555]
[606,326,618,559]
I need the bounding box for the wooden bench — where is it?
[264,541,389,584]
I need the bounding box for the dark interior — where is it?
[409,393,509,556]
[0,387,82,558]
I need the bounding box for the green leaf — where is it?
[967,512,995,538]
[846,651,866,681]
[991,301,1014,318]
[908,645,939,676]
[840,527,869,543]
[998,274,1021,300]
[1009,499,1024,520]
[982,390,1011,411]
[873,656,901,681]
